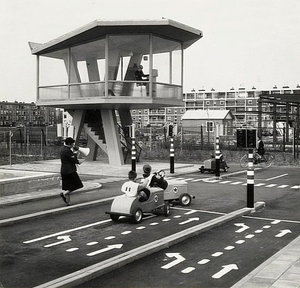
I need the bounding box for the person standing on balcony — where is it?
[135,64,149,95]
[60,137,83,205]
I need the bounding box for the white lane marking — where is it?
[185,210,197,215]
[275,229,292,238]
[198,259,210,265]
[105,236,116,240]
[86,242,98,246]
[235,240,245,244]
[44,235,71,248]
[265,184,277,188]
[212,252,223,257]
[212,264,238,279]
[121,231,132,235]
[266,173,288,181]
[181,267,195,273]
[161,253,185,269]
[184,178,195,181]
[66,248,79,252]
[245,234,255,239]
[231,182,243,185]
[255,183,266,187]
[87,244,123,256]
[235,223,249,233]
[278,185,289,188]
[179,218,199,225]
[224,246,235,250]
[24,219,111,244]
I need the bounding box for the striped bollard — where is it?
[215,136,220,177]
[131,124,136,172]
[170,137,174,173]
[247,148,254,208]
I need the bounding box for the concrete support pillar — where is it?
[86,134,98,161]
[68,109,86,145]
[101,109,124,165]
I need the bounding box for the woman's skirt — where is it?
[61,172,83,192]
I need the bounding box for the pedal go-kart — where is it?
[155,170,194,206]
[106,182,170,224]
[199,157,229,173]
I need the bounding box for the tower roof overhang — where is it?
[29,18,203,55]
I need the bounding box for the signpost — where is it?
[237,129,257,208]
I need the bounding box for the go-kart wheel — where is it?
[200,166,204,173]
[110,214,119,222]
[179,193,192,206]
[132,209,143,223]
[163,201,170,216]
[223,166,228,172]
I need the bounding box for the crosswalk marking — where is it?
[278,185,289,188]
[230,182,243,185]
[255,183,265,187]
[167,176,298,190]
[265,184,277,188]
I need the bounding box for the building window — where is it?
[206,121,214,132]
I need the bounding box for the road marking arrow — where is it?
[234,223,249,233]
[161,253,185,269]
[87,244,123,256]
[212,264,238,279]
[275,229,292,238]
[179,218,199,225]
[44,235,71,248]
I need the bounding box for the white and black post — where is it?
[131,124,136,172]
[215,125,221,177]
[247,148,254,208]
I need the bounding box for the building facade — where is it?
[0,101,60,127]
[183,85,300,128]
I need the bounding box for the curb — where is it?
[0,182,102,208]
[34,202,265,288]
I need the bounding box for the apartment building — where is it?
[0,101,60,127]
[183,85,300,127]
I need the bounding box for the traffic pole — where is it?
[170,136,174,173]
[215,136,220,177]
[247,148,254,208]
[131,124,136,172]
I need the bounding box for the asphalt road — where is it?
[0,166,299,287]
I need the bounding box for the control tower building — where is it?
[29,19,202,165]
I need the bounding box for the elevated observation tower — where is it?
[29,19,202,165]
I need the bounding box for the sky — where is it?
[0,0,299,103]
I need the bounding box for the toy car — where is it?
[106,185,170,224]
[164,179,194,206]
[199,158,229,173]
[155,170,194,206]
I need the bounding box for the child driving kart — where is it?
[141,164,168,191]
[122,170,150,202]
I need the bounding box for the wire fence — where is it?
[0,125,299,166]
